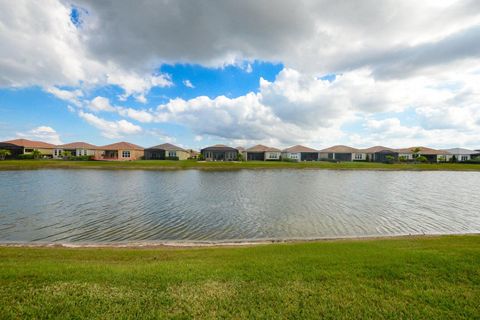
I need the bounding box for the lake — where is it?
[0,169,479,243]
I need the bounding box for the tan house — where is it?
[319,145,359,161]
[54,142,98,158]
[245,144,281,161]
[395,146,449,162]
[282,145,319,161]
[144,143,190,160]
[94,142,144,161]
[360,146,399,162]
[0,139,55,158]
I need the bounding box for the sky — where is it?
[0,0,479,150]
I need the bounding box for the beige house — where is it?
[282,145,319,161]
[54,142,98,158]
[144,143,190,160]
[95,142,144,161]
[319,145,359,161]
[245,144,281,161]
[0,139,55,157]
[395,146,449,162]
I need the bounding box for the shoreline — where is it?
[2,232,478,249]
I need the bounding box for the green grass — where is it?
[0,235,479,319]
[0,159,479,171]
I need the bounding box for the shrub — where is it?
[416,156,428,163]
[17,154,35,160]
[398,156,408,162]
[165,156,179,161]
[384,155,395,164]
[281,157,297,162]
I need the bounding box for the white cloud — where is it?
[88,96,116,112]
[16,126,63,145]
[78,110,142,138]
[183,80,195,88]
[45,87,84,106]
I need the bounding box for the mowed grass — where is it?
[1,159,480,171]
[0,236,479,319]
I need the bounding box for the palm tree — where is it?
[411,147,421,159]
[31,150,42,159]
[0,149,11,160]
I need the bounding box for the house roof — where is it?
[235,146,245,152]
[359,146,396,153]
[2,139,55,149]
[100,142,144,150]
[442,148,477,155]
[395,146,449,155]
[201,144,238,152]
[246,144,281,152]
[56,142,98,149]
[146,143,186,152]
[319,145,358,153]
[282,145,318,153]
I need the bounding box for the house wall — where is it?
[94,149,144,161]
[445,154,471,162]
[23,147,54,157]
[281,152,301,161]
[265,151,281,160]
[352,153,366,161]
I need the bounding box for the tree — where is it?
[399,155,408,162]
[438,155,446,163]
[451,155,457,163]
[416,156,428,163]
[31,150,42,159]
[365,154,370,162]
[385,155,395,164]
[411,147,421,159]
[237,152,244,161]
[0,149,11,160]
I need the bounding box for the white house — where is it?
[54,142,98,158]
[442,148,478,162]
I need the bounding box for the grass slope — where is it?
[0,159,479,171]
[1,236,479,319]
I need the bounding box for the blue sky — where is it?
[1,1,479,149]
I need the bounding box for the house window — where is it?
[25,149,33,153]
[461,155,468,161]
[354,154,363,160]
[291,153,299,159]
[168,151,177,157]
[122,151,131,158]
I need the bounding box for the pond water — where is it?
[0,169,479,243]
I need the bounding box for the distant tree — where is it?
[450,155,457,163]
[365,154,370,162]
[411,147,421,159]
[438,155,446,163]
[0,149,11,160]
[31,150,42,159]
[237,153,244,161]
[399,155,408,162]
[61,150,72,159]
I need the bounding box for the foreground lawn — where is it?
[1,159,480,171]
[0,236,479,319]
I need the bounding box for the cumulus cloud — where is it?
[87,96,116,112]
[78,110,142,138]
[183,80,195,88]
[16,126,63,145]
[45,87,84,106]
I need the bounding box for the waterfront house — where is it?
[144,143,190,160]
[245,144,281,161]
[282,145,319,161]
[235,146,247,160]
[94,142,144,161]
[201,144,239,161]
[0,139,55,158]
[441,148,478,162]
[361,146,399,162]
[319,145,359,161]
[54,142,98,158]
[395,146,449,162]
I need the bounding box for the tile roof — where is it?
[282,145,318,153]
[442,148,477,155]
[246,144,281,152]
[201,144,238,152]
[100,142,144,150]
[2,139,55,149]
[319,145,358,153]
[147,143,186,152]
[395,146,449,155]
[360,146,396,153]
[56,142,98,149]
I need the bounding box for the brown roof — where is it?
[395,146,449,155]
[56,142,98,149]
[201,144,238,152]
[235,146,245,151]
[247,144,281,152]
[147,143,186,152]
[282,145,318,153]
[2,139,55,149]
[360,146,396,153]
[100,142,144,150]
[319,145,358,153]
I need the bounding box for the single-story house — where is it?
[319,145,359,161]
[282,145,319,161]
[360,146,399,162]
[201,144,239,161]
[395,147,449,162]
[144,143,190,160]
[94,142,144,161]
[54,142,98,158]
[441,148,478,162]
[0,139,55,158]
[245,144,281,161]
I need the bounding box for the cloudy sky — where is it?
[1,0,479,149]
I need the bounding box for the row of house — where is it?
[1,139,479,162]
[200,144,480,163]
[0,139,192,161]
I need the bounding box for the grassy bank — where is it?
[1,159,480,171]
[0,236,479,319]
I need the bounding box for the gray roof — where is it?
[147,143,186,152]
[442,148,477,155]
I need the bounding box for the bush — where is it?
[165,156,179,161]
[64,155,94,161]
[197,154,205,161]
[416,156,428,163]
[280,157,297,162]
[17,154,35,160]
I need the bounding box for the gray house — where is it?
[201,144,239,161]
